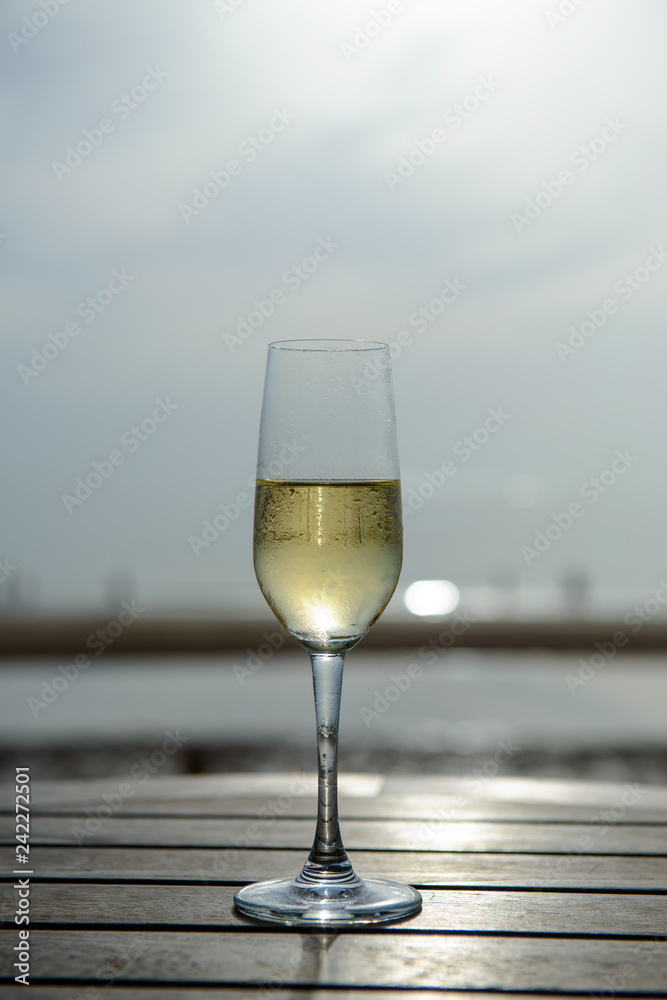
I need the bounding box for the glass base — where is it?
[234,874,422,926]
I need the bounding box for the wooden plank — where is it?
[14,795,667,824]
[4,773,666,812]
[0,990,594,1000]
[382,774,667,809]
[2,882,665,936]
[0,773,382,811]
[1,931,666,990]
[3,814,665,855]
[2,846,666,889]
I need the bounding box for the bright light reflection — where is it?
[404,580,460,617]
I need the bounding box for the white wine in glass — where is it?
[234,340,422,925]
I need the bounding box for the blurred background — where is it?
[1,0,666,782]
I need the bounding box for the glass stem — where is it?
[297,652,357,885]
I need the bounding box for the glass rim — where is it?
[268,339,388,352]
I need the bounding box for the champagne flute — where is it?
[233,339,422,925]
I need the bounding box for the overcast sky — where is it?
[1,0,666,614]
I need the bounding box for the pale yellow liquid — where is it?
[254,481,402,651]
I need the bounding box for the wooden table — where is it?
[1,771,667,996]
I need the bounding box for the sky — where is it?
[1,0,666,616]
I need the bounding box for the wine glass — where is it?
[233,339,422,925]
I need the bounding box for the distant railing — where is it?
[1,615,665,657]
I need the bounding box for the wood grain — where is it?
[3,772,665,811]
[0,991,584,1000]
[2,771,667,995]
[1,882,665,936]
[12,795,667,824]
[2,846,666,889]
[1,930,666,990]
[2,814,664,854]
